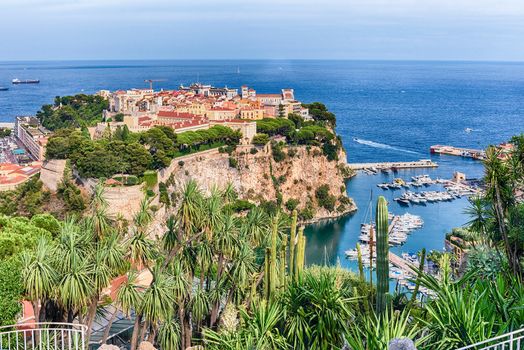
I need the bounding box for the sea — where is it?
[1,60,524,271]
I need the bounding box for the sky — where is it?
[1,0,524,61]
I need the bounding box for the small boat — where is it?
[0,87,8,91]
[12,78,40,84]
[465,128,473,133]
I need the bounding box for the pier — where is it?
[389,252,415,273]
[347,159,438,171]
[430,145,486,160]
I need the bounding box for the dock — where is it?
[389,252,415,273]
[430,145,486,160]
[347,159,438,171]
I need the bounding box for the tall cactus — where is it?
[294,227,306,281]
[410,248,426,305]
[264,247,271,301]
[289,210,298,276]
[375,196,389,315]
[280,235,287,290]
[356,243,365,282]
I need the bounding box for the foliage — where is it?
[0,257,23,326]
[285,198,299,212]
[315,185,336,212]
[37,94,108,130]
[256,118,295,137]
[252,133,270,146]
[46,125,241,178]
[271,141,286,162]
[302,102,336,126]
[0,127,12,138]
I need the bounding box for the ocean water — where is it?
[1,59,524,268]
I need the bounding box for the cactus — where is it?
[375,196,389,315]
[280,235,287,290]
[289,210,298,276]
[294,227,306,281]
[356,243,365,282]
[264,248,271,301]
[410,248,426,305]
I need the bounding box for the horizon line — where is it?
[1,58,524,64]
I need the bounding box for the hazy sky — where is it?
[1,0,524,61]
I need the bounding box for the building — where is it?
[240,107,265,120]
[0,162,41,191]
[14,117,51,161]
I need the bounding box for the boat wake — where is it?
[353,138,420,155]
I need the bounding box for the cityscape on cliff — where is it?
[0,1,523,350]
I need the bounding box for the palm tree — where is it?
[483,146,520,275]
[463,196,491,247]
[101,270,142,344]
[21,238,57,322]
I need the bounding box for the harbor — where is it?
[376,173,482,205]
[347,159,438,173]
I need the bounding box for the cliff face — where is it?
[161,145,356,222]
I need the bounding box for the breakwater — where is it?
[347,159,438,171]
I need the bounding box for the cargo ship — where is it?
[12,79,40,84]
[430,145,486,160]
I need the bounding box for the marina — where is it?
[376,174,481,205]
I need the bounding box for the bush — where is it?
[228,199,255,212]
[271,142,286,162]
[299,201,316,220]
[252,133,270,146]
[316,185,336,212]
[229,157,238,168]
[114,113,124,122]
[250,148,258,154]
[178,160,185,167]
[285,198,300,211]
[125,175,139,186]
[143,171,158,188]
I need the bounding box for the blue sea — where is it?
[1,60,524,268]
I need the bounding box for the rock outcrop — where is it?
[161,144,356,222]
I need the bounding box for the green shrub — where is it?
[316,185,336,212]
[271,142,286,162]
[143,170,158,188]
[178,160,185,167]
[285,198,300,211]
[250,148,258,154]
[228,199,255,212]
[252,133,270,146]
[125,175,139,186]
[229,157,238,168]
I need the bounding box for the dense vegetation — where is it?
[0,214,60,326]
[7,175,523,350]
[46,125,241,179]
[36,94,109,130]
[254,103,342,161]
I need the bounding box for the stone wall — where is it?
[40,159,66,192]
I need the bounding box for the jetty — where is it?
[389,252,414,272]
[430,145,486,160]
[347,159,438,172]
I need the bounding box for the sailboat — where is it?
[237,66,240,74]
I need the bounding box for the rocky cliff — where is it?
[161,144,356,222]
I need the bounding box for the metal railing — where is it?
[0,323,87,350]
[456,328,524,350]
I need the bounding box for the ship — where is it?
[12,79,40,84]
[0,87,8,91]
